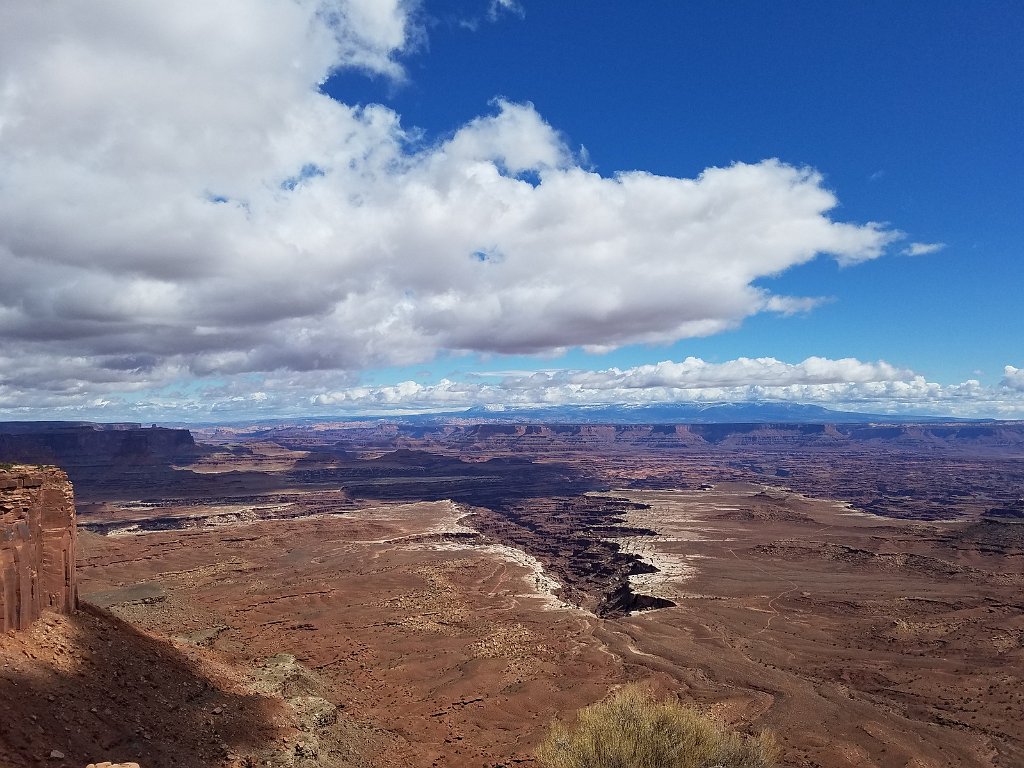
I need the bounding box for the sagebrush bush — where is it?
[536,684,779,768]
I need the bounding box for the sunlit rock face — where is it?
[0,465,77,632]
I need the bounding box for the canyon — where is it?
[1,420,1023,767]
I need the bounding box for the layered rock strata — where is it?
[0,422,197,499]
[0,465,77,631]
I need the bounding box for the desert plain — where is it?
[2,421,1023,768]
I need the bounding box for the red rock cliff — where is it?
[0,465,77,632]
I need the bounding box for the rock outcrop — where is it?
[0,422,196,474]
[0,422,198,500]
[0,465,77,632]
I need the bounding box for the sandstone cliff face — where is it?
[0,465,77,632]
[0,422,198,500]
[0,422,196,472]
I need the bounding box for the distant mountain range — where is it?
[163,401,994,429]
[440,402,963,425]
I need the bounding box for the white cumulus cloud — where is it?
[0,2,908,417]
[902,242,946,257]
[307,357,1024,420]
[1001,366,1024,392]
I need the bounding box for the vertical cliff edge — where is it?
[0,465,77,632]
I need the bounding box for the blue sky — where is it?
[0,1,1021,420]
[330,1,1021,386]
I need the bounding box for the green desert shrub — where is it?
[537,684,779,768]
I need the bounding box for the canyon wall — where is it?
[247,420,1024,454]
[0,422,196,472]
[0,422,198,500]
[0,465,77,632]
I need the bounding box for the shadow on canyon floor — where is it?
[0,603,284,768]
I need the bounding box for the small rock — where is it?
[48,749,65,759]
[212,706,223,714]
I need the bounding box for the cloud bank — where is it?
[0,0,906,417]
[309,357,1024,420]
[3,355,1021,421]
